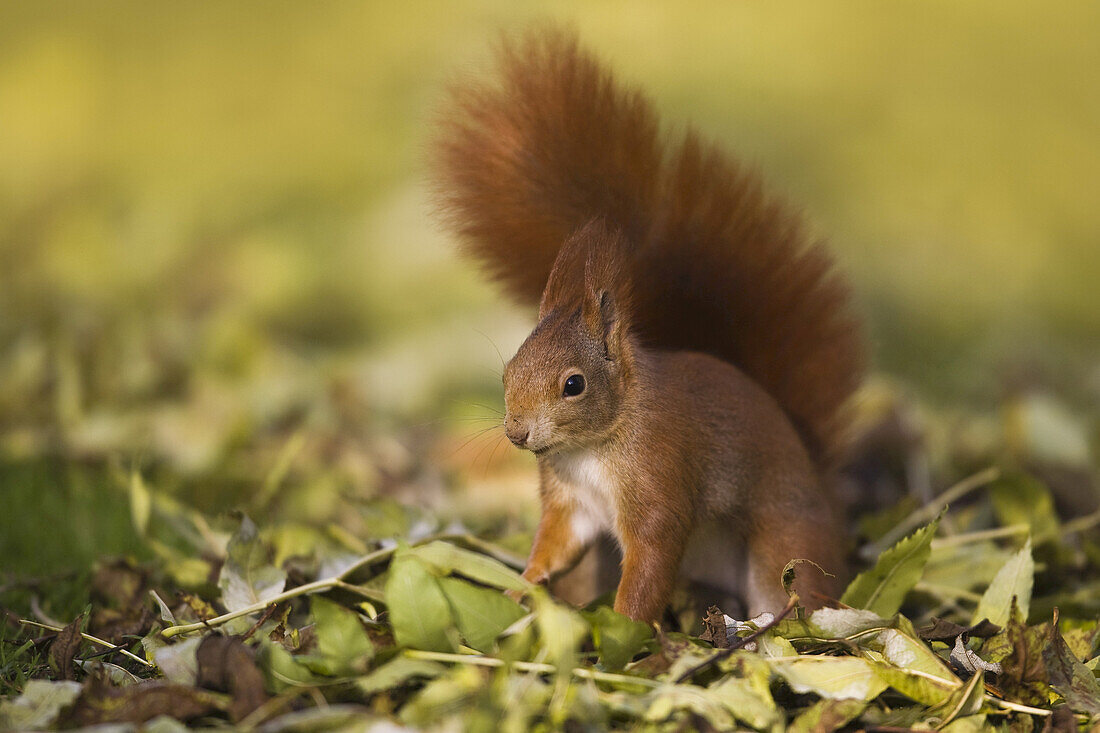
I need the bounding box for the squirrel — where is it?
[430,28,866,623]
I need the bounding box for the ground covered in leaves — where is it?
[3,446,1100,731]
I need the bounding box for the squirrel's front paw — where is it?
[506,568,549,604]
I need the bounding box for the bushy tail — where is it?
[431,27,865,461]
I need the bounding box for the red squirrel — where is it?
[431,28,865,623]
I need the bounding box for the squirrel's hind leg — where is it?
[744,512,847,616]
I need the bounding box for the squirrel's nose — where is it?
[505,420,530,448]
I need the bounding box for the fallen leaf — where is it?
[841,519,938,617]
[1043,615,1100,716]
[195,635,269,722]
[60,677,226,726]
[919,617,1002,643]
[218,515,287,620]
[0,680,82,730]
[698,605,730,649]
[384,550,456,653]
[48,614,84,681]
[972,540,1033,628]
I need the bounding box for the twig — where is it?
[162,532,523,638]
[242,602,282,641]
[1046,508,1100,541]
[989,698,1051,717]
[160,578,380,639]
[930,524,1029,550]
[19,619,154,668]
[403,649,659,688]
[912,582,983,603]
[674,595,798,683]
[29,596,64,628]
[860,467,1000,561]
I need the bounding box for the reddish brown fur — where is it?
[432,27,864,462]
[432,28,865,622]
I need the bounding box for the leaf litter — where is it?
[4,471,1100,731]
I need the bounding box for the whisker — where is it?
[471,426,504,473]
[449,423,505,459]
[483,433,509,478]
[447,397,505,417]
[473,328,507,372]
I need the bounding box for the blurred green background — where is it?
[1,1,1098,580]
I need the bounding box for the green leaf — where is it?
[864,619,961,706]
[709,674,781,730]
[218,515,287,615]
[258,641,324,694]
[877,627,959,688]
[776,656,888,701]
[0,680,82,731]
[990,473,1059,541]
[939,714,989,733]
[130,469,151,538]
[532,590,589,671]
[355,656,447,695]
[870,660,960,706]
[933,665,986,728]
[437,576,525,652]
[408,540,529,591]
[807,607,891,640]
[399,665,484,728]
[644,683,736,729]
[311,596,374,675]
[972,539,1033,628]
[841,519,938,616]
[384,549,456,652]
[583,606,653,670]
[788,698,867,733]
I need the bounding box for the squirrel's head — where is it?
[502,221,634,456]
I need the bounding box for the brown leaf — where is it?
[90,605,156,644]
[195,635,269,722]
[1042,705,1077,733]
[91,559,147,608]
[48,614,84,681]
[1043,612,1100,716]
[919,617,1002,643]
[61,677,225,726]
[1000,615,1051,706]
[698,606,730,649]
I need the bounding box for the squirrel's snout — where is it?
[505,417,530,448]
[506,426,530,448]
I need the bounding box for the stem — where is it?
[161,532,521,639]
[913,582,984,603]
[860,467,1000,561]
[331,532,525,582]
[930,524,1029,550]
[19,619,154,668]
[159,578,380,639]
[990,698,1051,716]
[403,649,659,688]
[1048,508,1100,541]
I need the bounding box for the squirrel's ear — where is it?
[583,286,624,361]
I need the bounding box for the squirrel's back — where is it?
[432,28,865,462]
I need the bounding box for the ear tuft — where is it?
[583,286,623,360]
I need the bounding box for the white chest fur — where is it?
[548,450,619,545]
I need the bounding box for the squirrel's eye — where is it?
[563,374,586,397]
